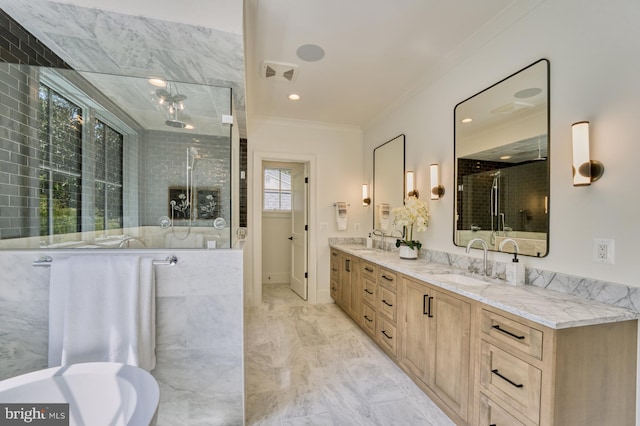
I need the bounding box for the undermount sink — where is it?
[352,248,377,253]
[429,273,491,287]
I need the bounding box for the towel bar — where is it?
[32,255,178,267]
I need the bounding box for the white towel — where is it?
[335,202,348,231]
[379,204,390,231]
[48,256,156,371]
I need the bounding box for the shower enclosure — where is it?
[0,63,235,249]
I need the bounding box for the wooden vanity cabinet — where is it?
[329,248,637,426]
[400,275,472,424]
[477,306,637,426]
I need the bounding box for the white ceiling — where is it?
[243,0,536,128]
[0,0,545,135]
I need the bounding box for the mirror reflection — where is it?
[373,134,405,235]
[0,64,233,250]
[454,59,549,257]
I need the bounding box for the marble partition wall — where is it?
[0,247,244,425]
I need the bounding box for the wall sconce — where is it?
[362,184,371,206]
[572,121,604,186]
[430,163,445,200]
[406,171,419,198]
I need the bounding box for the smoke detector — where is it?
[261,61,299,82]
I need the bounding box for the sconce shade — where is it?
[430,163,445,200]
[362,184,371,206]
[572,121,604,186]
[406,171,419,198]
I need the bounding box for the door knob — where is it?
[288,236,293,240]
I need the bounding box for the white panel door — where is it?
[290,164,308,300]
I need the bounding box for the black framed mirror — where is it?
[454,59,550,257]
[373,134,405,234]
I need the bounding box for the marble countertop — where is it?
[331,243,640,329]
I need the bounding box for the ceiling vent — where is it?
[261,61,299,82]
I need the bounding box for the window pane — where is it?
[107,184,123,230]
[49,91,82,174]
[264,169,280,190]
[95,182,105,231]
[49,172,81,235]
[280,170,291,190]
[264,191,280,210]
[106,126,123,184]
[94,121,105,180]
[281,192,292,210]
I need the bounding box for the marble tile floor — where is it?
[245,283,455,426]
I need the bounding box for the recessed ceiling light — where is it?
[184,124,194,130]
[149,78,167,87]
[500,155,511,160]
[461,118,473,123]
[296,44,325,62]
[514,87,542,99]
[288,93,301,101]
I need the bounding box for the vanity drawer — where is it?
[479,393,528,426]
[362,303,376,335]
[480,341,541,424]
[362,277,377,306]
[361,261,377,281]
[378,268,398,291]
[378,287,397,322]
[378,317,397,356]
[481,309,543,360]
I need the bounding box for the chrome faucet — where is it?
[466,238,489,276]
[372,229,386,250]
[498,238,520,262]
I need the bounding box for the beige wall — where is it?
[362,0,640,289]
[246,118,363,305]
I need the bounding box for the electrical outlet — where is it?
[593,239,615,264]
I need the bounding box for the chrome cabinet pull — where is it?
[492,325,525,340]
[364,288,373,295]
[381,274,394,281]
[382,299,393,307]
[381,330,393,339]
[491,369,523,388]
[365,266,374,272]
[364,315,373,322]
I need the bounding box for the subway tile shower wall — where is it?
[0,10,70,68]
[141,130,232,226]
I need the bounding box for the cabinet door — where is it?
[348,258,362,321]
[401,277,430,384]
[339,255,352,310]
[429,288,471,422]
[330,251,341,302]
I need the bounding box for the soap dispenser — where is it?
[499,238,525,286]
[505,254,525,286]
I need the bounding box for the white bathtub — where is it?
[0,362,159,426]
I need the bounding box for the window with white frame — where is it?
[38,81,125,236]
[263,168,292,211]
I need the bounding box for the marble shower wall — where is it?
[0,0,247,138]
[0,248,244,425]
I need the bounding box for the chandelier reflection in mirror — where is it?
[154,80,194,129]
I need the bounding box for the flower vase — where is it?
[399,244,418,260]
